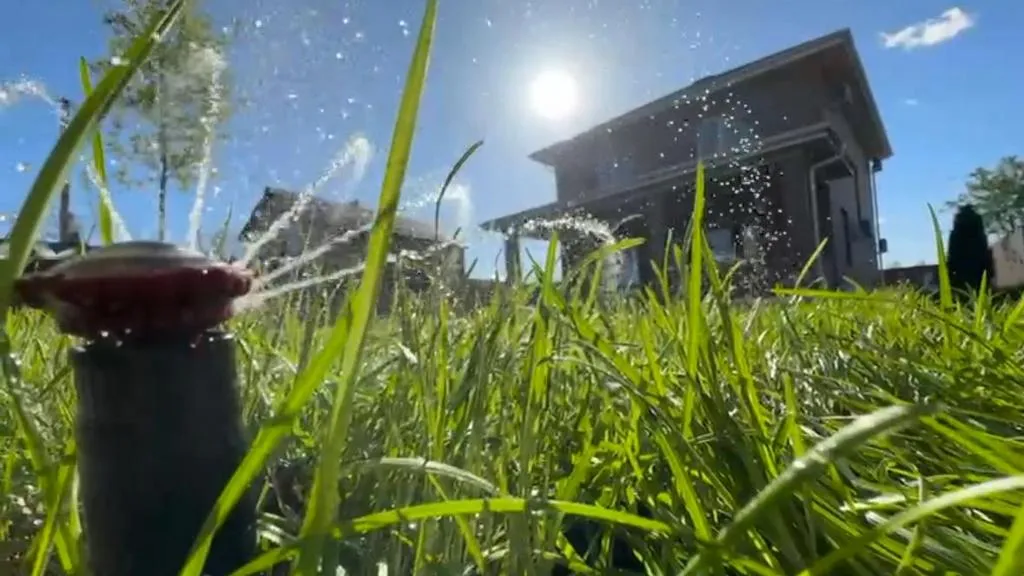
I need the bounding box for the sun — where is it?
[528,69,578,120]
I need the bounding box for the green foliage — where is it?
[951,155,1024,238]
[93,0,232,240]
[947,204,995,294]
[5,0,1024,574]
[0,4,187,574]
[6,262,1024,574]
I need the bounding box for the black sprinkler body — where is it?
[15,241,257,576]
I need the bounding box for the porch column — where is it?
[503,233,521,284]
[641,192,668,285]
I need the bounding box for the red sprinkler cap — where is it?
[14,241,253,339]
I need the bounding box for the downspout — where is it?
[807,139,847,286]
[870,159,883,273]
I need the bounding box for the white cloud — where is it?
[881,7,976,50]
[903,98,919,106]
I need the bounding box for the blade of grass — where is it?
[29,440,78,576]
[682,161,706,437]
[680,402,940,575]
[990,500,1024,576]
[182,3,437,572]
[294,1,438,573]
[334,497,670,537]
[434,139,483,241]
[801,476,1024,575]
[928,204,953,310]
[0,352,78,574]
[78,56,116,246]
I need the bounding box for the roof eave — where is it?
[527,29,855,167]
[238,187,280,240]
[839,35,893,160]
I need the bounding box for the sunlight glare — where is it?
[528,69,578,120]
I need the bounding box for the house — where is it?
[992,228,1024,289]
[1,238,94,307]
[0,238,91,274]
[481,28,892,293]
[239,187,465,309]
[883,264,939,290]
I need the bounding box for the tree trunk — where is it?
[158,150,169,242]
[157,71,169,242]
[58,98,74,244]
[59,184,72,243]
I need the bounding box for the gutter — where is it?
[870,159,883,273]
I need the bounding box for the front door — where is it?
[815,180,839,286]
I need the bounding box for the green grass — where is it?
[4,267,1024,574]
[4,0,1024,574]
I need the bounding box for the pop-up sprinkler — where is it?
[15,241,257,576]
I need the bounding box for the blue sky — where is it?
[1,1,1020,275]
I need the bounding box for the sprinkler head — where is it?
[15,241,252,339]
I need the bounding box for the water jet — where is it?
[15,240,257,576]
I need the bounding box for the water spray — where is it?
[15,241,257,576]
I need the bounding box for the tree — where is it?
[93,0,231,241]
[950,156,1024,238]
[946,204,995,294]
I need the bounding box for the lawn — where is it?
[2,0,1024,573]
[3,273,1024,574]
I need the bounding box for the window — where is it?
[706,227,738,263]
[697,116,754,160]
[841,208,853,266]
[595,155,635,191]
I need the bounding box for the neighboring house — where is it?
[482,29,892,293]
[992,228,1024,289]
[1,238,93,307]
[883,264,939,290]
[0,238,90,274]
[239,187,465,310]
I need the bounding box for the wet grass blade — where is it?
[334,497,670,537]
[78,56,116,246]
[680,402,940,575]
[29,440,78,576]
[294,1,438,572]
[682,161,706,437]
[991,500,1024,576]
[0,349,78,574]
[800,476,1024,575]
[434,139,483,241]
[0,0,183,317]
[928,204,953,310]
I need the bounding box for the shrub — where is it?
[946,203,995,294]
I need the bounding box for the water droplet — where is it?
[254,19,263,28]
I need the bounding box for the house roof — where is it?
[239,187,455,244]
[529,28,892,166]
[483,121,834,235]
[0,238,88,259]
